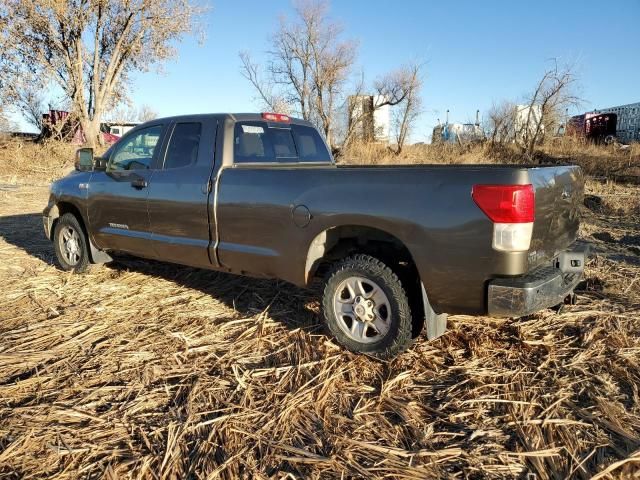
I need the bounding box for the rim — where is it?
[333,276,391,344]
[58,225,81,266]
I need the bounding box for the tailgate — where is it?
[528,165,583,267]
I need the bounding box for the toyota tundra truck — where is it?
[43,113,587,358]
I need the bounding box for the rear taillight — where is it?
[472,184,534,223]
[472,184,535,252]
[262,112,290,123]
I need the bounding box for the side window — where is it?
[292,124,331,162]
[164,122,202,169]
[108,125,162,171]
[234,122,274,163]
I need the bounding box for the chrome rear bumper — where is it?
[487,246,588,317]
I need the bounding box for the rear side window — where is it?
[234,121,330,164]
[234,122,273,162]
[292,124,330,162]
[164,122,202,169]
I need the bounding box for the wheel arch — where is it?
[305,224,429,338]
[50,200,111,264]
[48,201,86,239]
[304,225,416,283]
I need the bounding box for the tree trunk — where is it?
[81,117,102,148]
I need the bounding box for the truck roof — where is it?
[150,113,315,128]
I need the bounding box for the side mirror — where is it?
[75,148,94,171]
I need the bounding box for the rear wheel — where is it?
[322,254,413,359]
[53,213,89,273]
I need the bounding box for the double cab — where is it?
[44,113,587,358]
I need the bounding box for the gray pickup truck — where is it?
[44,113,587,358]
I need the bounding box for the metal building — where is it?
[514,104,544,142]
[595,101,640,143]
[347,95,390,143]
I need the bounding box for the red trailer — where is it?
[567,112,617,144]
[41,109,120,144]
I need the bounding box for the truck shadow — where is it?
[0,212,58,264]
[0,212,322,333]
[107,255,324,333]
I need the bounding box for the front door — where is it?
[146,119,218,267]
[87,124,165,257]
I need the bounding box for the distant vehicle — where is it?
[103,122,139,138]
[567,112,617,144]
[43,113,587,358]
[432,122,485,145]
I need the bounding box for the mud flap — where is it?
[89,239,113,264]
[422,283,447,340]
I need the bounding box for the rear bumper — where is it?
[487,245,588,317]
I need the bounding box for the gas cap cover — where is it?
[292,205,311,228]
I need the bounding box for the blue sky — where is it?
[15,0,640,141]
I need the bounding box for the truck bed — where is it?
[216,162,583,314]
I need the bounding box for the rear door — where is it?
[216,120,332,279]
[88,124,165,256]
[146,118,218,267]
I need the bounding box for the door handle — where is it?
[131,178,148,189]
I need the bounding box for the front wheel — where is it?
[53,213,90,273]
[322,254,413,359]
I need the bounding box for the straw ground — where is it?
[0,140,639,478]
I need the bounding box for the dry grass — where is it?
[0,142,639,478]
[1,136,638,184]
[539,140,640,179]
[338,141,502,166]
[0,138,77,186]
[340,139,640,181]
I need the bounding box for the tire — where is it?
[322,254,413,359]
[53,213,90,273]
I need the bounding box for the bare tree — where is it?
[339,64,423,149]
[137,104,159,123]
[240,0,356,149]
[104,103,156,123]
[241,2,426,153]
[0,2,36,127]
[239,51,289,114]
[0,0,205,147]
[381,64,422,155]
[42,110,81,142]
[14,87,46,132]
[520,61,581,156]
[0,107,13,133]
[485,101,517,146]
